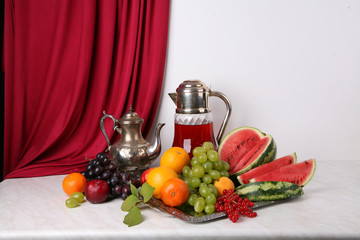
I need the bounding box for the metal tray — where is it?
[145,196,300,223]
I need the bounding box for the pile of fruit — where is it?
[62,152,141,207]
[143,143,238,216]
[62,126,316,227]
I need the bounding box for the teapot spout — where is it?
[147,123,165,161]
[168,92,177,105]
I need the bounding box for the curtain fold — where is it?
[3,0,170,179]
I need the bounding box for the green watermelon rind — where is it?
[235,181,304,201]
[249,158,317,187]
[219,126,277,178]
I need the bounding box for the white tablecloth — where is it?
[1,160,359,239]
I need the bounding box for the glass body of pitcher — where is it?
[172,113,217,158]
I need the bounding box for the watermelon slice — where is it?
[249,158,316,187]
[237,153,297,185]
[218,127,277,177]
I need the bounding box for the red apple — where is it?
[85,179,110,203]
[140,168,154,185]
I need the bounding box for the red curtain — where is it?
[3,0,170,179]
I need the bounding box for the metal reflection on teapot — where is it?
[100,106,165,178]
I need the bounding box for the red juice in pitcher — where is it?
[172,123,217,158]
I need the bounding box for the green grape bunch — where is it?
[179,142,231,216]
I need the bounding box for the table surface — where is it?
[1,160,360,240]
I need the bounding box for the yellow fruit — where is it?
[213,176,235,196]
[146,166,179,199]
[160,147,190,174]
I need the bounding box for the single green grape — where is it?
[188,169,194,178]
[182,165,191,177]
[199,182,207,189]
[202,161,214,173]
[220,170,229,177]
[204,203,215,214]
[221,161,230,171]
[189,177,201,188]
[202,174,212,184]
[184,177,191,186]
[199,185,211,198]
[65,197,79,208]
[209,169,221,180]
[205,193,216,204]
[187,193,198,206]
[207,150,219,162]
[208,184,218,197]
[213,161,222,171]
[193,147,206,157]
[191,157,201,167]
[202,142,214,152]
[198,152,208,163]
[194,197,205,213]
[192,165,205,178]
[70,192,84,203]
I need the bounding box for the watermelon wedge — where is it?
[249,158,316,187]
[237,153,297,185]
[218,127,277,177]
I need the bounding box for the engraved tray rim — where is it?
[144,196,301,223]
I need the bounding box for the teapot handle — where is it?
[209,91,232,145]
[100,111,119,151]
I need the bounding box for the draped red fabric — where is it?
[3,0,170,179]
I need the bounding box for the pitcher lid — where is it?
[174,80,211,114]
[176,80,210,94]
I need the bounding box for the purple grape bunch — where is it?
[82,152,141,200]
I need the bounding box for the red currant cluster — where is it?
[215,189,257,223]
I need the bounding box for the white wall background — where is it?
[148,0,360,165]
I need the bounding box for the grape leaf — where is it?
[121,195,138,212]
[130,183,139,198]
[140,182,155,203]
[123,206,142,227]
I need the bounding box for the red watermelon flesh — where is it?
[249,158,316,187]
[230,136,272,175]
[237,153,297,185]
[219,127,276,176]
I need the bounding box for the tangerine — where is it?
[160,178,189,207]
[146,166,179,199]
[160,147,190,173]
[213,176,235,196]
[62,172,87,196]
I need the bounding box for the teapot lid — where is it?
[118,106,144,125]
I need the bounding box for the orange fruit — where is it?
[146,166,179,199]
[213,176,235,196]
[160,178,189,207]
[62,172,87,196]
[160,147,190,173]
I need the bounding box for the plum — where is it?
[85,179,110,203]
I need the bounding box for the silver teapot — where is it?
[100,106,165,177]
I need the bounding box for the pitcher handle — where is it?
[100,111,119,151]
[209,91,232,145]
